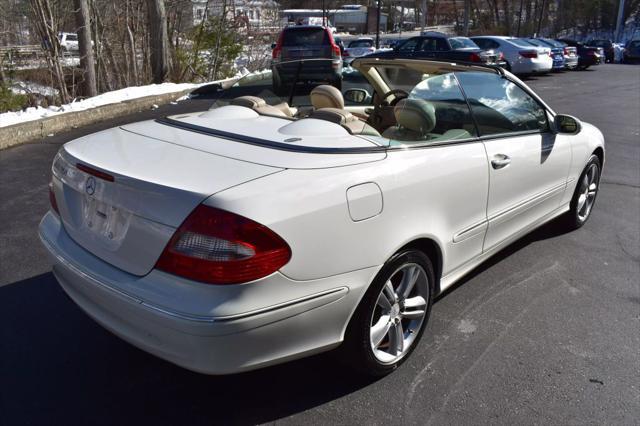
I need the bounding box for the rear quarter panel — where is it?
[205,142,489,282]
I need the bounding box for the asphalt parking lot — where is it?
[1,64,638,425]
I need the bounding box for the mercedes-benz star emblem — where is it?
[85,176,96,195]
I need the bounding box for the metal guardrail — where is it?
[0,44,42,54]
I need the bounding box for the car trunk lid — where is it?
[52,127,283,276]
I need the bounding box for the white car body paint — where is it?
[39,62,604,375]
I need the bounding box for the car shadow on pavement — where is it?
[0,216,572,425]
[0,272,376,425]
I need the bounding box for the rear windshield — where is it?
[66,34,77,41]
[509,38,535,48]
[282,28,329,46]
[541,38,563,48]
[449,37,478,49]
[589,40,610,47]
[525,39,545,47]
[349,40,374,48]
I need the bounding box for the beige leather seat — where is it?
[310,108,381,137]
[382,98,437,141]
[310,85,344,110]
[230,96,294,118]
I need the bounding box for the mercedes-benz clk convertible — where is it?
[39,58,604,376]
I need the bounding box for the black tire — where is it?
[564,155,601,230]
[341,250,435,377]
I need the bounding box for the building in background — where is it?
[191,0,280,29]
[280,5,388,34]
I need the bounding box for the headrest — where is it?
[310,85,344,109]
[394,98,436,134]
[231,95,287,117]
[231,95,266,109]
[310,108,356,125]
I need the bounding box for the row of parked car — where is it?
[339,32,617,74]
[270,25,639,94]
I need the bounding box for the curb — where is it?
[0,89,194,150]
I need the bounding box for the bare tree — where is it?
[74,0,96,96]
[463,0,470,35]
[28,0,69,103]
[147,0,169,83]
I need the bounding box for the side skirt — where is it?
[439,202,570,293]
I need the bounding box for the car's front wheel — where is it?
[565,155,601,229]
[342,250,434,376]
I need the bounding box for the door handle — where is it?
[491,154,511,169]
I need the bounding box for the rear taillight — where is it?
[343,50,350,57]
[49,182,59,215]
[519,50,538,59]
[156,205,291,284]
[587,50,597,56]
[328,31,341,58]
[272,32,283,61]
[331,43,341,58]
[499,51,505,60]
[469,52,482,62]
[563,47,569,55]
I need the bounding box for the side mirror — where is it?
[554,114,581,134]
[344,89,372,104]
[271,43,276,50]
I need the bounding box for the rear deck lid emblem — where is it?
[85,176,96,195]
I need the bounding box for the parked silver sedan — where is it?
[471,36,553,75]
[343,37,376,65]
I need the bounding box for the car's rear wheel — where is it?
[342,250,434,376]
[565,155,601,229]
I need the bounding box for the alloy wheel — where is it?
[576,163,599,222]
[369,263,429,364]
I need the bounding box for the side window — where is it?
[385,72,477,145]
[473,38,488,49]
[418,38,436,51]
[455,72,549,136]
[436,38,449,51]
[398,38,419,52]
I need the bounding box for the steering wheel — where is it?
[380,89,410,107]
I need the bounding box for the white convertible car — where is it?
[39,58,604,376]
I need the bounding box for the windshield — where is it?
[282,28,329,46]
[449,37,479,49]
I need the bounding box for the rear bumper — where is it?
[272,64,342,84]
[564,56,579,68]
[551,56,565,69]
[39,211,377,374]
[579,55,601,66]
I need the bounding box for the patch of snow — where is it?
[11,80,59,97]
[1,68,270,128]
[1,81,198,127]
